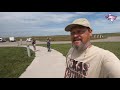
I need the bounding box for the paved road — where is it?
[0,36,120,47]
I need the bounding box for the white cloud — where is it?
[0,12,77,27]
[0,12,120,37]
[0,12,95,24]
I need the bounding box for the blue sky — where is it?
[0,12,120,37]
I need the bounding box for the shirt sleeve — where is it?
[103,51,120,78]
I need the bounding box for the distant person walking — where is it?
[20,39,22,45]
[47,38,51,52]
[32,39,36,51]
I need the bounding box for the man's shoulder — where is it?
[92,45,107,52]
[93,45,119,60]
[90,45,114,56]
[93,45,114,54]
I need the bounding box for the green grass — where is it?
[0,47,35,78]
[40,44,71,56]
[40,42,120,60]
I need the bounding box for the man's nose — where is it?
[73,33,80,37]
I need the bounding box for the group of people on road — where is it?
[31,38,51,52]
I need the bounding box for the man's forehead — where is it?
[70,27,88,32]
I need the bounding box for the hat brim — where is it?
[65,24,88,32]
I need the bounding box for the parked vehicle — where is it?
[26,38,32,42]
[0,37,3,42]
[9,37,16,42]
[0,37,6,42]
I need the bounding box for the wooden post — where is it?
[27,45,31,57]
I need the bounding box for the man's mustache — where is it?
[72,38,82,42]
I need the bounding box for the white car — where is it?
[26,38,32,42]
[0,37,3,42]
[0,37,6,42]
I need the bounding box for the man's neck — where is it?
[85,41,92,49]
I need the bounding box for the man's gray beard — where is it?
[72,41,91,52]
[72,42,85,52]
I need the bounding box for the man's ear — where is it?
[89,29,92,37]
